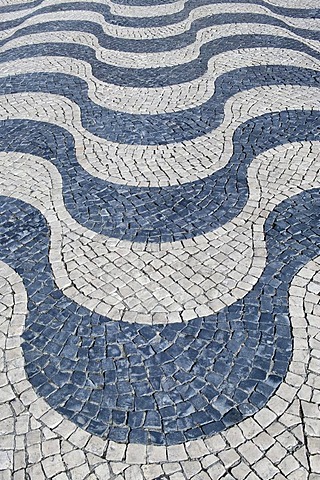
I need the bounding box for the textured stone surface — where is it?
[0,0,319,477]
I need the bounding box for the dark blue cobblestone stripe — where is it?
[0,188,319,444]
[0,0,318,27]
[1,67,318,144]
[0,110,319,242]
[2,14,320,54]
[2,36,320,87]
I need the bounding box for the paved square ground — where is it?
[0,0,319,478]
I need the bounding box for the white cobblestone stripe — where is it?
[0,22,319,68]
[0,141,318,325]
[0,86,318,186]
[0,4,319,40]
[0,252,318,478]
[0,49,318,115]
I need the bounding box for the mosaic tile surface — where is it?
[0,0,319,478]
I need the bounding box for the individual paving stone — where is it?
[194,473,211,480]
[218,449,240,468]
[163,463,182,475]
[231,462,252,479]
[253,458,280,479]
[124,465,144,480]
[42,455,65,478]
[94,463,111,480]
[0,451,13,470]
[126,444,147,463]
[42,439,60,457]
[142,464,164,479]
[106,441,126,461]
[206,461,226,479]
[63,450,86,469]
[27,443,42,464]
[253,432,275,451]
[13,451,26,472]
[201,454,220,470]
[266,442,287,464]
[310,455,320,474]
[167,445,188,462]
[168,473,185,480]
[181,460,202,477]
[278,456,301,476]
[237,441,263,464]
[238,419,262,441]
[276,430,301,450]
[223,427,245,448]
[54,474,69,480]
[69,463,90,479]
[147,445,167,463]
[185,440,209,458]
[85,437,106,456]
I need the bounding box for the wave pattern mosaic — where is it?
[0,0,319,459]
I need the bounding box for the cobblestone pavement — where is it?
[0,0,320,479]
